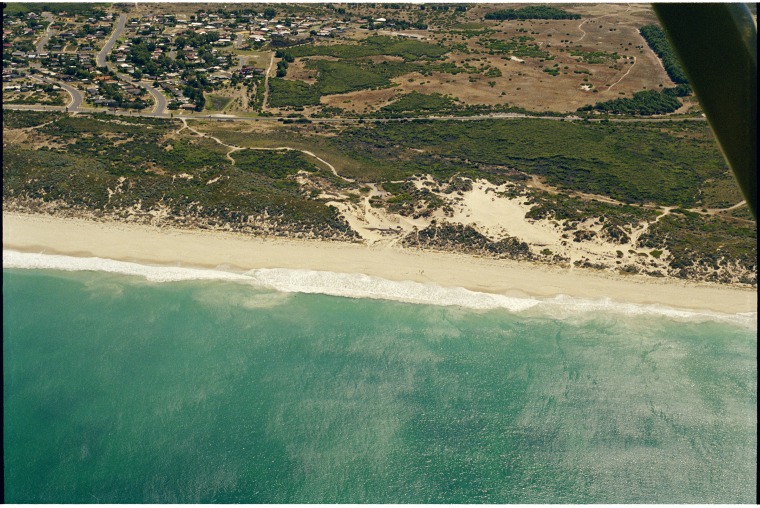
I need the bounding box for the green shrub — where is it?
[485,6,580,20]
[639,25,689,84]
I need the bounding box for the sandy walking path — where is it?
[182,120,350,180]
[262,53,276,111]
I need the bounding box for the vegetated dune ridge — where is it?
[3,212,756,318]
[4,111,756,289]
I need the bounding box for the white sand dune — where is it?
[323,177,674,277]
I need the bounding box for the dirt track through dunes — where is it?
[180,118,244,164]
[262,53,275,111]
[576,4,632,41]
[607,57,636,90]
[182,119,350,180]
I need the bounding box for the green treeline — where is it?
[287,36,448,61]
[579,85,691,115]
[484,6,580,20]
[3,3,108,17]
[639,25,689,84]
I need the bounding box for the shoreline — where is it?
[3,212,757,315]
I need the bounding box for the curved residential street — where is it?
[114,71,168,116]
[35,13,56,54]
[139,80,168,115]
[29,74,85,111]
[97,13,127,68]
[95,12,169,116]
[56,81,85,110]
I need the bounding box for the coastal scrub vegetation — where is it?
[639,212,757,283]
[3,114,354,239]
[579,86,690,116]
[402,222,532,260]
[2,109,62,129]
[323,119,729,207]
[3,111,754,285]
[638,25,689,85]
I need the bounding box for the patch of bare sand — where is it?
[441,179,673,274]
[326,184,428,245]
[432,179,560,246]
[327,176,673,276]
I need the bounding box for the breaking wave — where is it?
[4,250,756,328]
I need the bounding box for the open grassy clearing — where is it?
[196,121,368,181]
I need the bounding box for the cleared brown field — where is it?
[321,87,400,114]
[212,3,676,115]
[390,4,673,113]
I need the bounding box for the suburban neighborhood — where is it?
[4,4,373,115]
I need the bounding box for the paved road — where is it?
[35,13,56,54]
[138,80,168,115]
[3,103,708,126]
[29,73,85,110]
[56,81,85,110]
[97,13,127,68]
[112,71,167,115]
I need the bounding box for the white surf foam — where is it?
[4,250,756,327]
[246,267,757,328]
[2,250,251,283]
[534,294,757,328]
[246,267,541,312]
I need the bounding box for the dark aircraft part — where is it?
[655,3,757,219]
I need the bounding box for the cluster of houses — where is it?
[242,16,350,42]
[50,14,114,50]
[4,6,427,111]
[84,78,147,108]
[3,10,112,83]
[172,12,351,47]
[43,52,95,77]
[3,81,59,93]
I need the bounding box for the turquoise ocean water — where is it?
[3,251,757,503]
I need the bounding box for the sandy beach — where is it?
[3,212,756,315]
